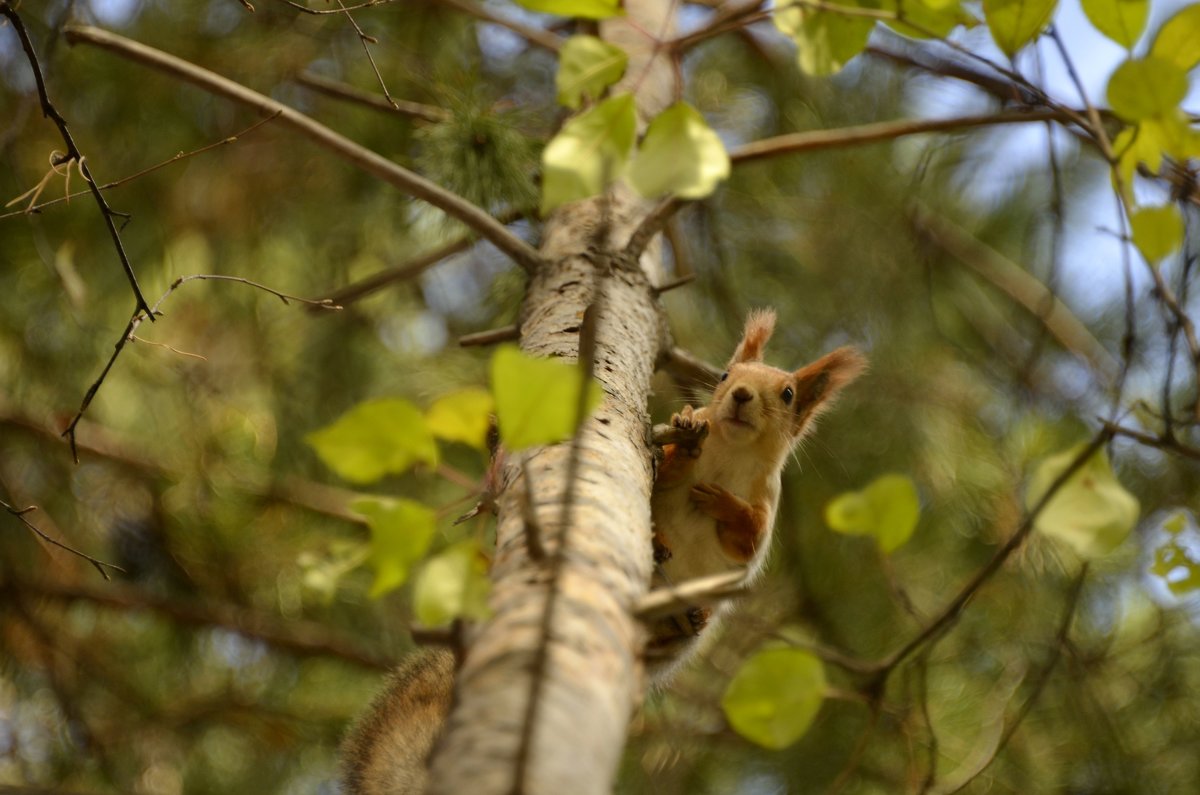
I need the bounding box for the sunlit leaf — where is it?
[512,0,622,19]
[775,0,875,76]
[824,473,920,553]
[1150,540,1200,595]
[1129,204,1184,263]
[490,345,605,450]
[306,399,438,484]
[426,387,495,450]
[353,497,438,598]
[1163,511,1188,535]
[886,0,976,40]
[556,35,628,109]
[413,539,491,626]
[1149,3,1200,71]
[983,0,1059,57]
[1106,57,1188,122]
[1081,0,1147,49]
[1112,111,1200,190]
[1027,444,1139,558]
[541,93,637,213]
[722,649,826,749]
[628,102,730,200]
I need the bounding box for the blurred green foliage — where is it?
[1,1,1198,794]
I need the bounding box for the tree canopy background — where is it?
[1,0,1199,793]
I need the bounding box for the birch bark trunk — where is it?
[425,2,676,792]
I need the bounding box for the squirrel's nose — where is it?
[732,386,753,404]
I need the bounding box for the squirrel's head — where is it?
[707,308,866,457]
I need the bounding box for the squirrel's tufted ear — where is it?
[791,346,867,435]
[729,308,776,365]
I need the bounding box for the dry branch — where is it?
[62,24,543,273]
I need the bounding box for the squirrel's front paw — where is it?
[670,406,709,456]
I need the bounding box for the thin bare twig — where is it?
[295,71,449,122]
[334,0,400,110]
[460,324,521,347]
[273,0,562,51]
[635,570,747,620]
[0,112,281,220]
[63,24,544,273]
[62,275,340,461]
[0,4,153,318]
[2,499,125,580]
[868,430,1113,677]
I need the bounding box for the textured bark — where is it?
[425,3,675,792]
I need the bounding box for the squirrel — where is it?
[646,308,865,672]
[340,309,865,793]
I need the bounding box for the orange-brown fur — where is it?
[648,309,865,673]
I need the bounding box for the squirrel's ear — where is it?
[729,308,776,365]
[791,346,867,435]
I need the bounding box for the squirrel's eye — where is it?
[720,372,729,382]
[781,386,794,404]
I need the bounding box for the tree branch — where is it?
[2,498,124,580]
[62,24,544,273]
[0,4,153,319]
[3,577,392,670]
[295,71,449,122]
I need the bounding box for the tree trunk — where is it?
[426,3,675,792]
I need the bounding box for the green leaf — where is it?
[722,649,826,749]
[824,473,920,553]
[490,345,605,450]
[982,0,1058,57]
[886,0,975,40]
[353,497,438,598]
[1150,540,1200,595]
[628,102,730,200]
[1026,445,1139,558]
[413,539,491,626]
[775,0,875,76]
[1150,3,1200,72]
[1163,511,1188,535]
[306,399,438,484]
[541,93,637,214]
[512,0,622,19]
[1112,112,1200,190]
[1129,204,1184,263]
[426,387,495,450]
[1081,0,1147,49]
[1106,57,1188,122]
[556,35,628,110]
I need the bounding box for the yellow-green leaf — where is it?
[1149,3,1200,72]
[722,649,826,749]
[628,102,730,200]
[1027,445,1139,558]
[306,399,438,484]
[413,539,491,626]
[886,0,975,40]
[512,0,622,19]
[426,387,494,450]
[1130,204,1184,263]
[1112,111,1200,191]
[1150,540,1200,595]
[1106,57,1188,122]
[983,0,1058,57]
[541,93,636,214]
[824,473,920,553]
[1163,511,1188,535]
[556,35,628,110]
[774,0,875,76]
[353,497,438,598]
[1081,0,1147,49]
[490,345,604,450]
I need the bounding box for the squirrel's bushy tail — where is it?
[341,648,456,795]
